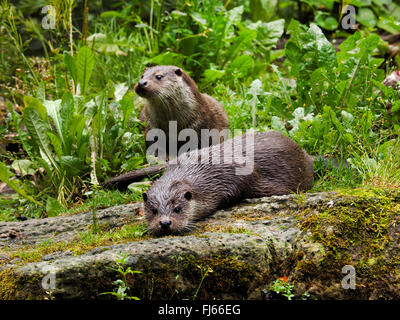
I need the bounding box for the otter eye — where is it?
[174,206,181,214]
[184,191,192,201]
[155,75,163,80]
[152,208,158,215]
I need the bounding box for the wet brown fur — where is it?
[136,65,228,150]
[143,131,314,236]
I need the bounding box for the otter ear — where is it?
[184,191,192,201]
[142,193,148,202]
[175,68,183,76]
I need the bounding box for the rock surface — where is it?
[1,189,400,300]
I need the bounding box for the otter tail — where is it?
[103,164,167,191]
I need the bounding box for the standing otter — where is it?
[142,130,314,235]
[136,65,229,152]
[104,65,229,190]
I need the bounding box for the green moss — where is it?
[0,268,20,300]
[0,268,45,300]
[294,187,400,298]
[199,224,256,235]
[0,221,150,268]
[180,254,256,298]
[125,254,262,300]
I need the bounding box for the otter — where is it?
[142,130,314,236]
[136,65,229,153]
[104,65,229,190]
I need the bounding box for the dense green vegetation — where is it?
[0,0,400,220]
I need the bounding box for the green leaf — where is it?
[23,96,48,122]
[315,11,338,31]
[271,116,286,133]
[357,8,377,27]
[285,21,337,86]
[247,19,285,47]
[378,17,400,34]
[0,162,42,206]
[43,99,64,145]
[347,0,371,7]
[224,28,257,66]
[263,19,285,45]
[48,132,63,159]
[46,197,64,217]
[249,0,278,21]
[309,24,337,70]
[225,6,244,37]
[100,11,123,18]
[64,51,77,83]
[60,156,84,176]
[77,46,95,96]
[392,101,400,113]
[11,159,36,176]
[24,106,59,172]
[114,83,129,102]
[59,92,74,151]
[148,52,184,66]
[202,68,226,83]
[229,55,254,77]
[190,12,207,29]
[120,93,136,128]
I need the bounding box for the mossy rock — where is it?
[1,188,400,299]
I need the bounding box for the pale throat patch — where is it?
[145,78,198,129]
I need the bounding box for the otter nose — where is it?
[138,80,148,88]
[160,219,172,228]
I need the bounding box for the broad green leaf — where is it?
[249,0,277,22]
[64,51,77,83]
[114,83,129,102]
[100,11,122,18]
[0,162,42,206]
[309,24,337,70]
[148,52,184,66]
[378,17,400,34]
[263,19,285,45]
[60,92,74,150]
[48,132,63,159]
[36,82,46,102]
[344,0,371,6]
[7,102,35,159]
[225,6,244,38]
[224,28,257,66]
[271,116,286,133]
[46,197,64,217]
[61,156,84,176]
[229,55,254,76]
[120,93,136,128]
[202,68,226,82]
[24,106,58,171]
[392,101,400,113]
[357,8,377,27]
[24,96,48,122]
[43,99,64,145]
[11,159,36,176]
[77,46,95,96]
[190,12,207,29]
[315,11,338,31]
[247,19,285,47]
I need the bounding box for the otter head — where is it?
[134,65,196,102]
[142,181,196,236]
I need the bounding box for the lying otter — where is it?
[142,131,314,236]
